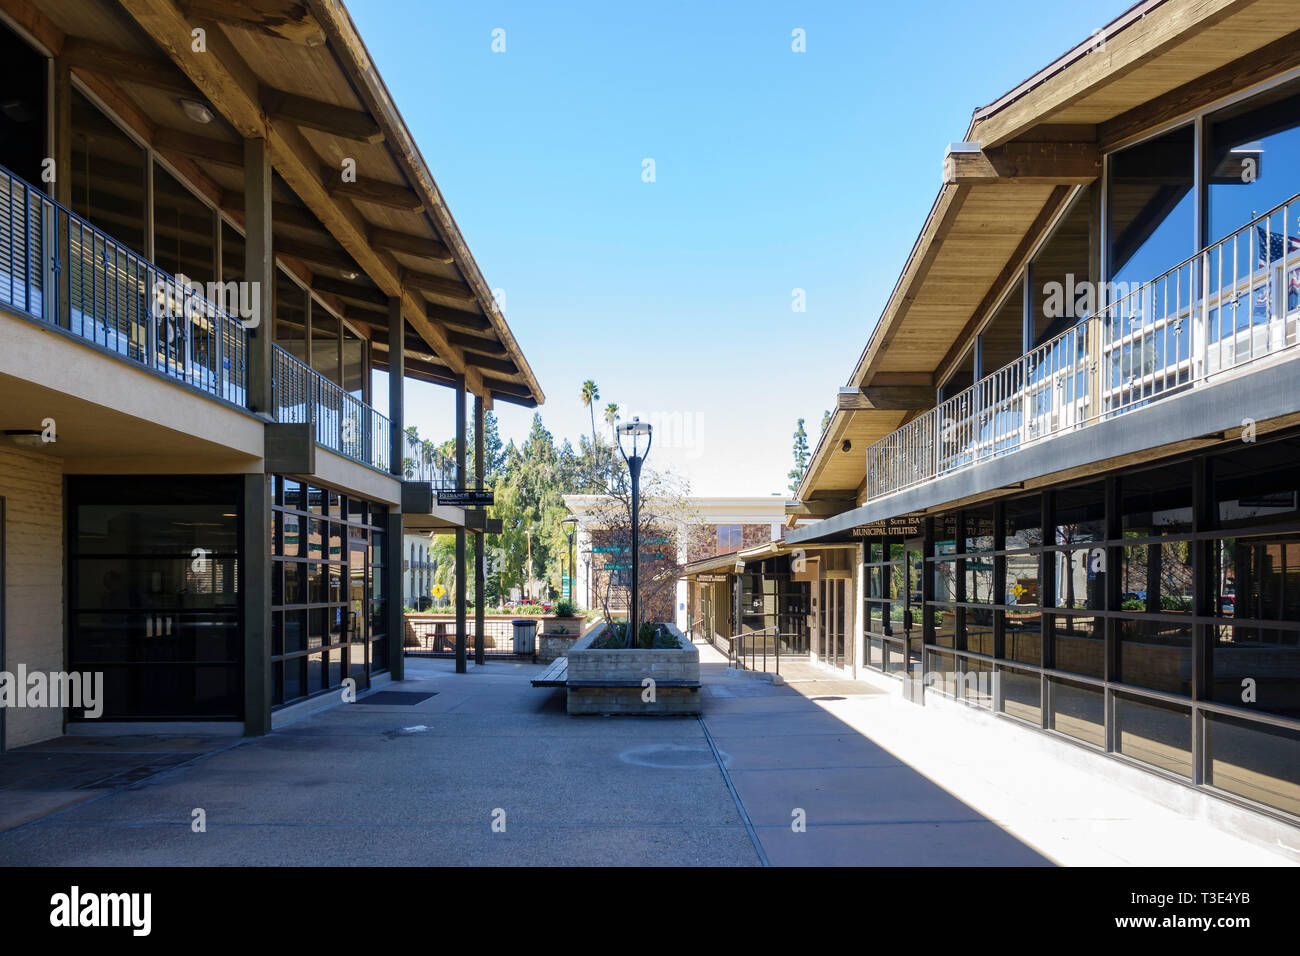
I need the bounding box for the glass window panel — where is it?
[964,607,994,657]
[1117,619,1192,696]
[1121,462,1194,536]
[1206,713,1300,817]
[1051,548,1106,610]
[932,560,956,602]
[153,162,215,286]
[999,666,1041,724]
[1004,496,1042,549]
[1003,608,1042,666]
[1214,534,1300,621]
[76,502,238,556]
[963,507,995,553]
[1211,624,1300,719]
[1052,612,1104,678]
[1115,693,1193,778]
[283,609,306,654]
[1119,542,1193,613]
[1050,677,1105,748]
[963,558,995,605]
[70,90,146,256]
[1006,552,1040,607]
[1215,437,1300,529]
[1206,78,1300,246]
[931,604,956,648]
[1108,123,1195,292]
[1055,482,1106,544]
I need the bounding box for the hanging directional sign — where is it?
[437,490,495,507]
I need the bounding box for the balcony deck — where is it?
[862,193,1300,505]
[0,163,403,476]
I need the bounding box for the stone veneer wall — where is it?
[0,446,65,748]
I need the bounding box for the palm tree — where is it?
[580,380,599,445]
[604,403,620,438]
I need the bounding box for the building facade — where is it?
[0,0,542,746]
[710,0,1300,830]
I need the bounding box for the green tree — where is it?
[580,379,600,447]
[788,417,809,494]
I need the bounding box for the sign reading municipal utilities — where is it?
[851,516,926,537]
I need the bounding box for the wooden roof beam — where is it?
[426,303,490,331]
[118,0,483,398]
[310,276,386,309]
[326,176,422,212]
[62,36,198,96]
[177,0,327,45]
[153,126,244,168]
[261,86,383,143]
[447,330,506,356]
[944,141,1099,186]
[404,271,474,301]
[370,227,453,263]
[836,386,935,412]
[274,236,359,272]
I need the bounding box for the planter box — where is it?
[537,616,588,662]
[565,622,700,716]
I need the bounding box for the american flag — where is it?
[1257,225,1300,305]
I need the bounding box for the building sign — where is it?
[697,574,728,583]
[437,490,495,507]
[851,516,926,537]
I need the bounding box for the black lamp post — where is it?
[561,515,577,606]
[615,417,652,646]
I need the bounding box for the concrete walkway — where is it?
[0,643,1291,866]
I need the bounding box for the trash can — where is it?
[512,618,538,656]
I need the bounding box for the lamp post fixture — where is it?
[561,515,578,606]
[524,528,533,603]
[615,417,652,647]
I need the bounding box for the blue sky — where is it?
[355,0,1133,495]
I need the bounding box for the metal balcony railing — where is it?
[272,344,390,472]
[401,429,459,489]
[865,192,1300,501]
[1,164,248,405]
[0,162,401,474]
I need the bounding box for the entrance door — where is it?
[818,578,847,668]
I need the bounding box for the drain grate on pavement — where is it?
[354,691,438,706]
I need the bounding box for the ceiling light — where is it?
[180,98,214,125]
[4,429,45,449]
[340,270,359,280]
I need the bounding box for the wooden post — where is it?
[387,296,405,680]
[474,393,486,665]
[455,376,467,673]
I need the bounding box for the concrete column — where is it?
[244,138,274,416]
[455,376,467,673]
[242,474,272,735]
[474,394,485,665]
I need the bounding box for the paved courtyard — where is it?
[0,641,1292,866]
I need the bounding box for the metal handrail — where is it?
[401,429,458,488]
[272,344,391,472]
[0,161,401,474]
[864,192,1300,502]
[1,163,248,405]
[731,625,780,673]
